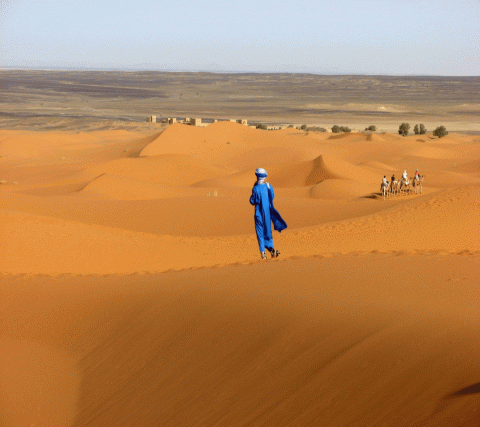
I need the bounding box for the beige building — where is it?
[167,117,177,125]
[192,118,202,126]
[146,115,156,123]
[237,119,248,126]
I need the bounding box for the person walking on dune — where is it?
[250,168,287,260]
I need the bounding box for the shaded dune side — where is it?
[1,255,478,427]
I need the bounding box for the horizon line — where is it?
[0,65,477,78]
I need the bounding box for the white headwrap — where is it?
[255,168,267,184]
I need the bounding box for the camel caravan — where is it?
[381,170,424,200]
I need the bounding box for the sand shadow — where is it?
[432,383,480,417]
[445,383,480,399]
[360,192,383,200]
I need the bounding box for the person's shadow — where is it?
[432,383,480,420]
[445,383,480,398]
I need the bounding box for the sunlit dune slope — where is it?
[310,179,377,200]
[193,154,382,189]
[139,122,323,168]
[81,175,208,200]
[0,129,150,160]
[1,185,478,275]
[78,154,230,186]
[1,124,480,276]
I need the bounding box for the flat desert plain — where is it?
[0,71,479,426]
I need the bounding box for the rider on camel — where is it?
[381,175,389,191]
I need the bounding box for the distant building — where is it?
[192,118,202,126]
[168,118,177,125]
[183,117,191,124]
[146,115,156,123]
[229,119,236,123]
[237,119,248,126]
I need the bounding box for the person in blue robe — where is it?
[249,168,287,259]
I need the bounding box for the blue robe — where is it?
[250,182,287,252]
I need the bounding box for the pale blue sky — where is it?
[1,0,479,75]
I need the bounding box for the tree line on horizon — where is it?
[399,123,448,138]
[254,122,449,137]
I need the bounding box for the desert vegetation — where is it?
[332,125,351,133]
[255,123,268,130]
[398,122,410,136]
[433,125,448,138]
[414,124,427,135]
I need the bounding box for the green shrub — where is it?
[287,124,294,128]
[365,125,377,131]
[433,126,448,138]
[255,123,268,130]
[398,123,410,136]
[332,125,351,133]
[300,124,307,130]
[413,124,426,135]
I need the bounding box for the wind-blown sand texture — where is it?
[1,122,479,426]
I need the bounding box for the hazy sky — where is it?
[1,0,479,75]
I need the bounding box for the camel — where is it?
[413,175,424,194]
[381,181,390,200]
[389,180,399,196]
[399,178,412,195]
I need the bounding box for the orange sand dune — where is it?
[310,179,377,200]
[1,188,399,237]
[81,174,209,200]
[194,154,382,189]
[79,154,231,186]
[357,160,398,171]
[0,129,146,160]
[2,185,478,274]
[446,160,480,173]
[140,122,323,168]
[1,255,479,426]
[1,123,479,426]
